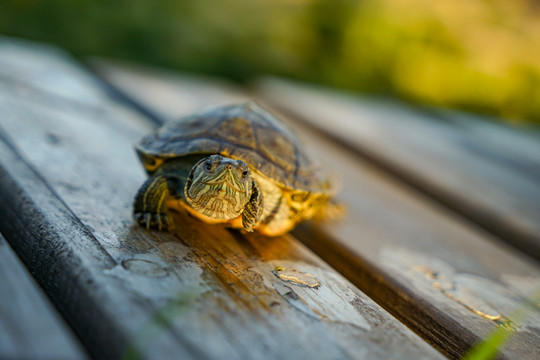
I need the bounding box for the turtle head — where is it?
[185,155,253,220]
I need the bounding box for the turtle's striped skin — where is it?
[133,101,338,236]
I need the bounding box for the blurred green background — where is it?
[2,0,539,124]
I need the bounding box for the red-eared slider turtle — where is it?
[133,101,340,236]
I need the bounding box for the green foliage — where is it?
[462,322,515,360]
[1,0,539,123]
[462,287,540,360]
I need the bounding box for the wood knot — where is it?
[121,258,168,277]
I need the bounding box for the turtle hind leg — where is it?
[133,175,173,231]
[312,197,346,222]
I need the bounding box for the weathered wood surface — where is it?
[0,234,87,360]
[256,78,540,260]
[0,38,444,360]
[92,60,540,360]
[0,36,109,107]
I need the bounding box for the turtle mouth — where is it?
[202,169,245,193]
[202,180,243,193]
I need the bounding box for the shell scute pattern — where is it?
[136,102,332,195]
[255,126,297,174]
[210,116,257,149]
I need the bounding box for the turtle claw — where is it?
[134,211,172,231]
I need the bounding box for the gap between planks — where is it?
[0,38,445,360]
[255,78,540,261]
[0,233,88,360]
[89,58,540,360]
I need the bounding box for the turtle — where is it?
[133,101,340,236]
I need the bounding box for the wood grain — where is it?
[0,234,87,360]
[0,101,195,360]
[256,78,540,260]
[0,38,443,360]
[93,60,540,360]
[0,35,109,107]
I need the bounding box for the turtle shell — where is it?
[135,102,331,194]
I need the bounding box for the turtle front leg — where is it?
[242,181,263,232]
[133,175,173,231]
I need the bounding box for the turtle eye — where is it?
[242,169,249,178]
[205,160,213,171]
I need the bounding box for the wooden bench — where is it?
[0,37,538,360]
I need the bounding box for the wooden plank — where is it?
[0,35,108,107]
[0,38,444,360]
[93,60,540,360]
[0,233,88,360]
[256,78,540,260]
[0,101,195,360]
